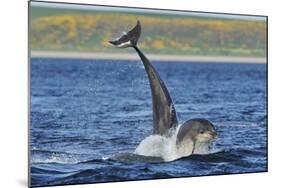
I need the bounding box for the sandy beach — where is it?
[30,51,266,64]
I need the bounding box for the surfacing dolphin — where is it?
[109,21,218,157]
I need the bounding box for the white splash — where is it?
[134,124,216,162]
[102,156,110,160]
[31,152,81,164]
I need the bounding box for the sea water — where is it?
[30,58,267,187]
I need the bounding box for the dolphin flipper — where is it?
[109,21,178,135]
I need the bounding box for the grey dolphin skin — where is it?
[110,20,178,135]
[109,21,218,154]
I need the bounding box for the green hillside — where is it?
[30,6,267,57]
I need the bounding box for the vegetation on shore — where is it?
[30,6,267,57]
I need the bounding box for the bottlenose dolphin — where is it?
[109,21,218,155]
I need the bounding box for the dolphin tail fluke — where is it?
[109,20,141,48]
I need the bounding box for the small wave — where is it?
[31,150,83,164]
[52,166,138,185]
[108,152,164,163]
[186,149,240,163]
[216,122,262,128]
[31,155,81,164]
[78,158,105,164]
[184,146,266,163]
[31,167,66,174]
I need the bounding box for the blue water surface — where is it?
[30,58,267,187]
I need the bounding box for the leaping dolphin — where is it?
[109,21,218,155]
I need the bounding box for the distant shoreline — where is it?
[30,51,266,64]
